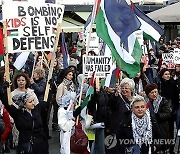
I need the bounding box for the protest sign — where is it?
[162,52,175,69]
[88,32,100,55]
[83,56,112,78]
[174,48,180,64]
[2,1,64,53]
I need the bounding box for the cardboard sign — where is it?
[88,32,100,55]
[2,1,64,53]
[162,53,175,69]
[83,56,112,78]
[174,48,180,64]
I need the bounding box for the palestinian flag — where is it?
[105,67,121,88]
[52,27,57,35]
[80,71,95,109]
[95,0,143,78]
[7,29,18,36]
[131,2,164,42]
[86,71,95,96]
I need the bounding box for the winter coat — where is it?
[5,104,49,154]
[107,94,131,134]
[158,78,179,114]
[149,97,171,140]
[1,105,11,143]
[117,112,161,154]
[31,78,46,102]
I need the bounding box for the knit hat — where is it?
[159,68,170,78]
[70,53,78,59]
[144,83,158,95]
[12,92,32,109]
[68,61,77,69]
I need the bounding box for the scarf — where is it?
[119,94,131,110]
[132,112,152,153]
[152,94,162,113]
[62,78,75,92]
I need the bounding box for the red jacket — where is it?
[1,105,12,142]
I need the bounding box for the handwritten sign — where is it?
[2,1,64,53]
[83,56,112,78]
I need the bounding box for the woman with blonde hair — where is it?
[30,68,50,139]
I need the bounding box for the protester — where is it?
[5,92,49,154]
[107,78,136,153]
[158,68,178,153]
[145,83,172,153]
[56,69,76,154]
[30,68,50,139]
[117,95,161,153]
[133,63,149,96]
[11,72,39,147]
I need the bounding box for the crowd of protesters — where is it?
[0,36,179,154]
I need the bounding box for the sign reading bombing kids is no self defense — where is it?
[2,1,64,53]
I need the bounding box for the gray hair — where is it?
[120,78,135,91]
[130,95,146,108]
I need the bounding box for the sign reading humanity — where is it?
[2,1,64,53]
[83,56,112,78]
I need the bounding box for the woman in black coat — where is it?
[5,92,49,154]
[117,96,161,154]
[145,83,171,153]
[30,68,49,138]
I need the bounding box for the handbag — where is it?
[70,122,88,153]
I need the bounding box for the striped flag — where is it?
[52,27,57,35]
[61,30,69,68]
[13,52,30,70]
[80,71,96,109]
[105,66,120,88]
[7,29,18,36]
[86,71,95,96]
[95,0,142,78]
[131,2,164,42]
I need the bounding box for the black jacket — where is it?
[5,104,49,154]
[107,94,131,134]
[117,112,161,154]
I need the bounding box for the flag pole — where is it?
[78,0,99,106]
[76,0,99,125]
[43,23,61,102]
[31,51,38,79]
[3,21,12,105]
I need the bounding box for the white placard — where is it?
[162,53,175,69]
[83,56,112,78]
[174,48,180,64]
[2,1,64,53]
[87,32,100,55]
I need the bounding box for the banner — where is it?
[88,32,100,55]
[83,56,112,78]
[2,1,64,53]
[174,48,180,64]
[162,52,175,69]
